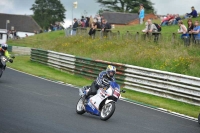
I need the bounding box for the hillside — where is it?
[8,17,200,77]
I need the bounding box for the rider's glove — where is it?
[9,59,13,63]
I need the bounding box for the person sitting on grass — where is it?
[177,20,188,39]
[169,14,181,25]
[161,14,174,26]
[189,20,200,41]
[185,6,198,19]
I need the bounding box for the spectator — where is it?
[81,16,85,22]
[89,16,94,28]
[97,15,101,24]
[187,19,194,38]
[100,19,111,37]
[161,14,174,26]
[72,18,78,35]
[100,16,104,27]
[88,20,99,36]
[139,4,145,24]
[177,20,188,38]
[190,20,200,40]
[25,34,28,37]
[142,19,158,33]
[13,30,17,39]
[171,14,181,25]
[80,20,85,27]
[185,6,198,18]
[101,19,111,32]
[85,17,90,27]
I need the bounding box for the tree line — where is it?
[30,0,154,29]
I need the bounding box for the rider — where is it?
[82,65,116,102]
[0,43,13,63]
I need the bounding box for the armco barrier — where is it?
[31,48,200,106]
[8,46,31,55]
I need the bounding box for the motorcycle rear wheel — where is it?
[100,102,115,121]
[76,98,85,115]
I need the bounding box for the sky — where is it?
[0,0,200,28]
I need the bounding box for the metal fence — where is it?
[65,28,200,45]
[31,48,200,106]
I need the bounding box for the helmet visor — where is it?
[108,70,115,77]
[2,47,7,50]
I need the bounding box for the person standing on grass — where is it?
[177,20,188,39]
[139,4,145,24]
[72,18,78,35]
[190,20,200,40]
[187,19,194,38]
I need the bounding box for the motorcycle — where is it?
[0,55,14,78]
[76,81,125,121]
[198,113,200,125]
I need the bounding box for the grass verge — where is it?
[7,55,200,118]
[7,17,200,78]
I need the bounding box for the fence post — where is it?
[172,33,176,44]
[117,31,120,40]
[135,32,139,41]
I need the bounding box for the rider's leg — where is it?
[82,81,98,102]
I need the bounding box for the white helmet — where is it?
[1,43,8,50]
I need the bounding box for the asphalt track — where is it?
[0,69,199,133]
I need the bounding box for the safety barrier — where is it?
[31,48,200,106]
[8,46,31,55]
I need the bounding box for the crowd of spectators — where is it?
[178,19,200,40]
[70,14,111,36]
[7,30,18,39]
[158,6,198,27]
[49,23,63,32]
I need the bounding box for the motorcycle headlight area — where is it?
[113,90,120,98]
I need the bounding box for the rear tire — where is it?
[100,102,115,121]
[76,98,85,115]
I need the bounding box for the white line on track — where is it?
[7,67,198,123]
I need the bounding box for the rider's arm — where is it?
[96,72,104,86]
[4,51,10,59]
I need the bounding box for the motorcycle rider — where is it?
[82,65,116,103]
[0,43,13,63]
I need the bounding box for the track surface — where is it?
[0,69,199,133]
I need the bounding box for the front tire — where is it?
[100,102,115,121]
[76,98,85,115]
[0,68,3,78]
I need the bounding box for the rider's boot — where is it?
[82,95,88,105]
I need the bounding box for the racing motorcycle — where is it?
[0,56,14,78]
[76,81,125,121]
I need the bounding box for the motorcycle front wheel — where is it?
[76,98,85,115]
[100,102,115,121]
[0,68,3,78]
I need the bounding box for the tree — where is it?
[30,0,66,29]
[96,0,154,14]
